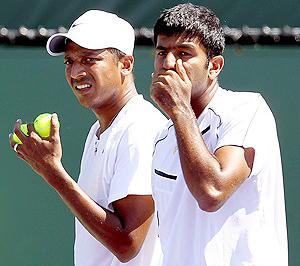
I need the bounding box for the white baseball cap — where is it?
[46,10,135,56]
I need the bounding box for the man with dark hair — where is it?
[10,10,165,266]
[151,3,288,265]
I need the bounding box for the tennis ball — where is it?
[33,113,52,138]
[12,124,29,144]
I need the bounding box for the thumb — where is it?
[175,59,189,81]
[50,113,60,140]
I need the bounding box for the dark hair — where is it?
[154,3,225,58]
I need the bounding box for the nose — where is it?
[163,52,176,70]
[70,62,86,80]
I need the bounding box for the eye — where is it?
[84,57,98,63]
[179,51,190,57]
[64,59,72,65]
[157,51,167,56]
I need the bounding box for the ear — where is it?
[208,55,224,80]
[120,55,134,76]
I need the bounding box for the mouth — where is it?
[73,83,93,94]
[75,84,92,90]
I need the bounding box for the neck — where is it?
[191,80,219,118]
[94,83,138,136]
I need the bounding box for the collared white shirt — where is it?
[75,95,166,266]
[152,87,288,266]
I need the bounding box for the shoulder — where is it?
[212,88,262,112]
[132,95,166,120]
[123,95,167,130]
[209,88,265,123]
[113,96,167,143]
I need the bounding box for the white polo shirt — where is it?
[74,95,166,266]
[152,87,288,266]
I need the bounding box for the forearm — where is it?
[47,169,137,261]
[171,108,225,211]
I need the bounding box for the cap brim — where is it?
[46,33,68,56]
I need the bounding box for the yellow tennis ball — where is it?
[34,113,52,138]
[12,124,29,144]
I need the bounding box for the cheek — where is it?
[93,68,120,90]
[154,57,162,70]
[94,70,112,86]
[65,69,72,86]
[182,63,193,79]
[188,62,207,78]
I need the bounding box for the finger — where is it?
[25,123,40,143]
[27,123,41,139]
[17,152,27,162]
[10,137,23,155]
[153,69,178,84]
[175,59,189,81]
[151,71,162,83]
[151,71,166,88]
[152,69,175,79]
[50,113,60,140]
[9,133,21,154]
[26,123,35,135]
[14,119,22,131]
[13,119,26,144]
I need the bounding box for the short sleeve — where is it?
[214,94,262,152]
[213,94,279,176]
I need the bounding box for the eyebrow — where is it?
[65,51,95,57]
[64,50,102,60]
[156,44,195,50]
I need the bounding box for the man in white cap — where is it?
[10,10,165,266]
